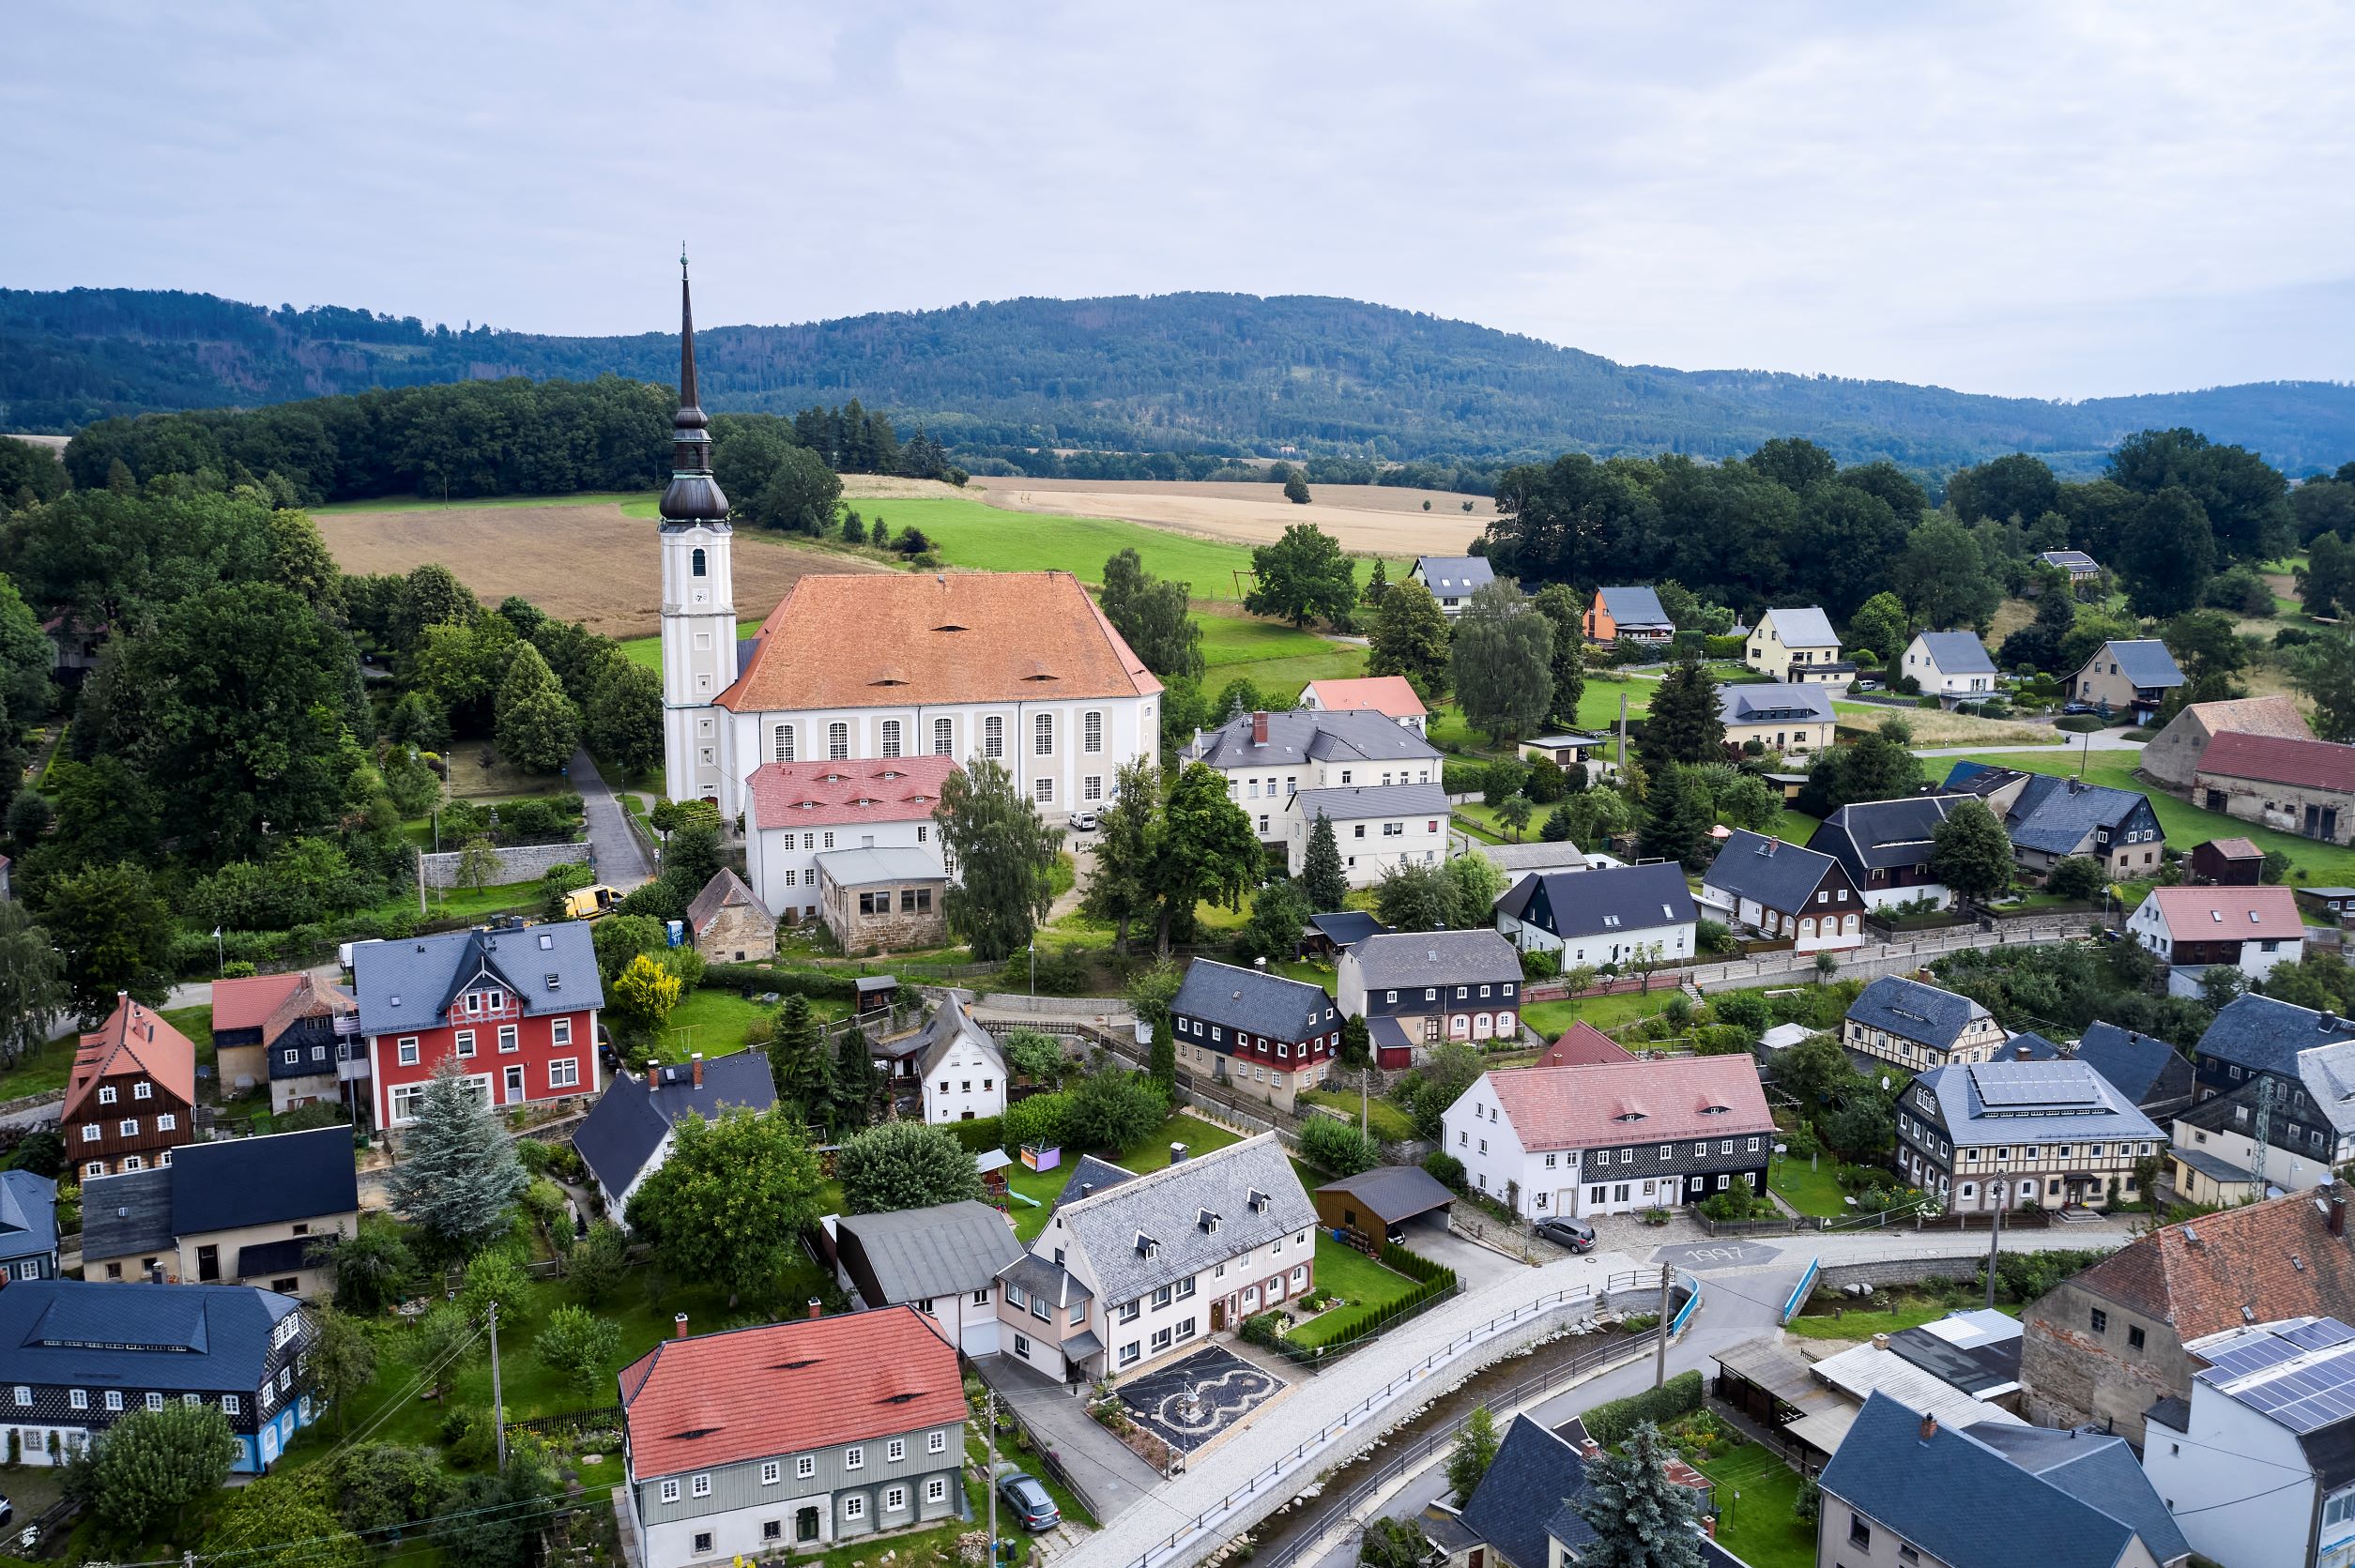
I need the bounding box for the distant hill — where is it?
[7,285,2353,475]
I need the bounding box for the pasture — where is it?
[947,474,1493,559]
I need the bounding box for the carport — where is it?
[1314,1165,1455,1249]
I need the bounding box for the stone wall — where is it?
[2018,1278,2191,1447]
[696,903,776,962]
[419,841,591,890]
[2194,771,2355,845]
[1815,1256,1982,1292]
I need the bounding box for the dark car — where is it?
[997,1470,1061,1532]
[2061,702,2098,716]
[1536,1216,1596,1253]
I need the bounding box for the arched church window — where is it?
[773,725,795,763]
[828,723,849,760]
[691,548,708,578]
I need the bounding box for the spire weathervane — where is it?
[658,253,726,524]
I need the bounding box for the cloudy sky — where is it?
[7,2,2351,400]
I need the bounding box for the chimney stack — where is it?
[1872,1333,1889,1350]
[2332,1196,2347,1239]
[1702,1516,1717,1540]
[807,1298,822,1320]
[2015,1043,2032,1060]
[1919,1412,1938,1442]
[674,1312,690,1339]
[691,1052,704,1088]
[646,1058,661,1082]
[1252,711,1269,746]
[1170,1143,1189,1164]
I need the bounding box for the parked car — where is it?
[1853,678,1881,692]
[996,1469,1061,1531]
[2061,702,2097,716]
[1536,1216,1596,1253]
[1067,811,1099,832]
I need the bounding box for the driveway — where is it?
[1409,1221,1537,1289]
[570,746,652,889]
[972,1352,1163,1523]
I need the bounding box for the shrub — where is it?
[2046,857,2104,900]
[1442,760,1487,798]
[1520,946,1561,980]
[1892,674,1921,695]
[1003,1093,1072,1150]
[1704,634,1746,660]
[1698,1185,1768,1221]
[1422,1150,1467,1191]
[1300,1117,1383,1176]
[2055,713,2105,733]
[1583,1370,1705,1446]
[1240,1310,1286,1347]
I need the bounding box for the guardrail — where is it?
[1782,1257,1821,1325]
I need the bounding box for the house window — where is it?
[934,718,955,755]
[2090,1309,2107,1332]
[844,1497,866,1522]
[881,720,903,758]
[156,1114,176,1132]
[774,724,796,762]
[397,1038,420,1066]
[886,1486,907,1513]
[661,1480,681,1504]
[762,1461,781,1485]
[99,1087,115,1105]
[888,1439,906,1463]
[797,1454,817,1479]
[222,1394,240,1414]
[1084,711,1104,753]
[498,1025,519,1053]
[2129,1325,2147,1350]
[103,1391,123,1412]
[118,1119,138,1137]
[984,716,1005,757]
[552,1018,572,1046]
[1849,1515,1871,1549]
[828,722,849,760]
[694,1532,714,1556]
[390,1083,429,1123]
[764,1522,784,1543]
[927,1477,948,1503]
[455,1030,476,1058]
[929,1429,948,1454]
[145,1393,163,1412]
[1120,1342,1140,1367]
[549,1058,579,1089]
[8,1388,22,1408]
[692,1474,711,1498]
[846,1446,864,1470]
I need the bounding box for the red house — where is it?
[351,923,605,1128]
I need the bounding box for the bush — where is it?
[1442,760,1486,798]
[1892,674,1920,695]
[696,963,860,1000]
[1422,1150,1467,1191]
[1698,1185,1769,1221]
[2046,857,2104,900]
[1520,946,1561,980]
[1299,1117,1383,1176]
[1704,634,1746,660]
[1003,1094,1071,1150]
[1240,1311,1286,1347]
[947,1117,1004,1154]
[1583,1370,1705,1446]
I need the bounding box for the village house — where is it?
[904,993,1007,1125]
[210,970,342,1099]
[2038,548,2104,587]
[2171,997,2355,1203]
[742,755,956,927]
[1444,1055,1774,1218]
[2071,639,2186,725]
[1335,929,1522,1066]
[1941,763,2165,878]
[685,867,777,961]
[574,1049,777,1217]
[1168,960,1341,1111]
[817,846,950,953]
[0,1171,57,1283]
[2018,1182,2355,1447]
[833,1201,1024,1357]
[77,1125,360,1298]
[1896,1057,2164,1212]
[993,1134,1316,1382]
[2140,694,2314,791]
[2191,835,2265,885]
[1476,839,1600,879]
[2011,1022,2196,1122]
[1809,794,1969,910]
[2191,991,2355,1107]
[1408,555,1496,617]
[2193,730,2355,845]
[1843,975,2006,1069]
[1445,1412,1744,1568]
[1282,784,1449,886]
[1716,681,1837,756]
[65,994,196,1179]
[1743,605,1849,683]
[1534,1020,1637,1068]
[1183,707,1444,867]
[1297,675,1430,734]
[619,1307,966,1565]
[2129,884,2305,996]
[1583,586,1675,645]
[353,921,604,1128]
[1698,829,1866,951]
[1900,630,1999,706]
[0,1280,317,1473]
[1492,860,1696,970]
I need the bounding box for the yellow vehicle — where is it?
[560,883,621,921]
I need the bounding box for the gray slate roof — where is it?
[171,1125,359,1235]
[1847,976,1991,1051]
[1598,586,1672,628]
[913,993,1006,1079]
[1914,1058,2164,1147]
[1290,782,1451,822]
[835,1200,1025,1305]
[2011,1022,2192,1111]
[0,1280,303,1396]
[1944,766,2152,855]
[352,920,604,1034]
[0,1171,56,1265]
[1184,708,1443,771]
[1819,1391,2159,1568]
[1050,1133,1315,1305]
[1811,796,1965,878]
[685,867,764,935]
[1307,911,1387,948]
[1963,1421,2190,1564]
[1493,861,1697,940]
[79,1168,175,1260]
[1414,556,1496,596]
[1347,930,1521,990]
[1172,960,1334,1041]
[2197,993,2355,1077]
[573,1048,778,1199]
[1458,1414,1596,1567]
[2091,639,2186,690]
[1053,1155,1139,1210]
[1760,606,1838,647]
[1720,682,1837,725]
[1915,631,1998,676]
[1703,830,1842,913]
[998,1250,1093,1306]
[1477,842,1588,875]
[1314,1165,1455,1225]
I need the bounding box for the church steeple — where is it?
[659,249,729,525]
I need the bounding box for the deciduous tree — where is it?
[1445,1406,1499,1504]
[626,1107,825,1306]
[1450,581,1554,741]
[937,759,1063,962]
[0,901,66,1067]
[1531,582,1588,724]
[836,1121,986,1213]
[2290,634,2355,742]
[609,951,683,1043]
[1367,580,1451,701]
[80,1402,240,1540]
[310,1306,378,1434]
[1064,1069,1167,1152]
[1079,757,1160,954]
[1150,762,1262,956]
[1100,549,1205,680]
[536,1303,624,1398]
[1245,524,1358,630]
[39,860,176,1019]
[1931,799,2018,904]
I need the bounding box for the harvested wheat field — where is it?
[313,499,886,638]
[847,475,1496,558]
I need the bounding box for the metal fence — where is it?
[1781,1257,1822,1325]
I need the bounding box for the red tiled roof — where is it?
[619,1306,961,1479]
[1535,1021,1637,1069]
[1487,1056,1773,1151]
[66,997,197,1119]
[2205,838,2264,860]
[721,571,1161,712]
[1304,677,1429,721]
[209,973,308,1034]
[2145,885,2304,942]
[2198,731,2355,794]
[745,756,960,831]
[2061,1181,2355,1341]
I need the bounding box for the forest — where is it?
[9,285,2355,475]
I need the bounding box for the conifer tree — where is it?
[830,1022,881,1133]
[1637,764,1717,872]
[494,642,580,773]
[1302,814,1349,912]
[387,1058,528,1258]
[770,993,831,1115]
[1636,654,1724,770]
[1572,1423,1703,1568]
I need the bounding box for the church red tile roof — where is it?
[744,756,958,830]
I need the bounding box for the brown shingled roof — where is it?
[2066,1180,2355,1338]
[2188,696,2315,743]
[2198,732,2355,795]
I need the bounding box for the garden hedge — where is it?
[1582,1370,1704,1446]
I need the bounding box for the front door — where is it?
[503,1065,526,1102]
[1210,1301,1227,1332]
[196,1243,219,1283]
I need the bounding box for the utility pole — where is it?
[1617,694,1629,778]
[1984,1175,2007,1311]
[417,851,428,917]
[985,1389,1000,1562]
[488,1302,507,1473]
[1653,1264,1672,1389]
[1360,1064,1369,1137]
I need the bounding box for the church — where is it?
[654,266,1163,914]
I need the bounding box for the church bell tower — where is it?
[657,251,740,809]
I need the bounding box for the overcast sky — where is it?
[7,2,2351,400]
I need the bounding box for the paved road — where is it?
[571,746,652,889]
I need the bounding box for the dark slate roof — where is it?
[836,1201,1026,1305]
[1598,586,1672,628]
[1915,631,1997,676]
[1290,782,1451,822]
[573,1048,777,1198]
[1171,960,1334,1041]
[1963,1421,2190,1563]
[1702,830,1841,913]
[1459,1414,1595,1568]
[2196,993,2355,1077]
[1914,1059,2164,1148]
[2060,1023,2191,1110]
[1494,861,1696,939]
[1719,683,1836,725]
[78,1168,175,1260]
[171,1125,359,1235]
[1314,1165,1455,1225]
[351,921,604,1034]
[0,1171,56,1264]
[1053,1155,1139,1210]
[0,1280,301,1395]
[1414,556,1496,596]
[2096,639,2186,690]
[1810,796,1965,879]
[1819,1392,2145,1568]
[912,993,1005,1079]
[996,1251,1093,1306]
[1943,768,2151,855]
[1184,708,1443,770]
[1052,1134,1315,1304]
[1846,976,1990,1051]
[1346,930,1521,990]
[1307,911,1387,949]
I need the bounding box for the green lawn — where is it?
[311,490,651,517]
[1001,1113,1245,1241]
[1690,1444,1815,1568]
[1790,1300,1996,1342]
[1519,989,1687,1040]
[1766,1154,1848,1218]
[1764,807,1821,845]
[1286,1237,1420,1348]
[1297,1087,1418,1142]
[1425,680,1649,761]
[619,633,660,671]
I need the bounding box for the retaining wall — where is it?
[1816,1256,1982,1292]
[419,840,591,890]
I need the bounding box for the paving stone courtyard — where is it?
[1117,1345,1288,1454]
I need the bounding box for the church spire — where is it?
[658,249,728,525]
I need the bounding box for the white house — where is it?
[743,756,956,925]
[1492,861,1696,969]
[573,1050,778,1219]
[1902,631,1999,705]
[1408,556,1495,617]
[1283,784,1450,887]
[1744,606,1845,683]
[833,1202,1024,1358]
[909,996,1007,1125]
[1182,708,1443,853]
[2144,1316,2355,1568]
[1442,1056,1775,1218]
[2131,886,2306,997]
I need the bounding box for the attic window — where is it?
[871,677,909,686]
[933,624,968,632]
[545,974,561,992]
[1247,1189,1270,1213]
[2251,911,2264,923]
[776,1359,820,1371]
[882,1391,923,1403]
[1199,1210,1221,1232]
[538,933,554,950]
[1613,1112,1645,1122]
[1602,916,1621,929]
[1702,1104,1730,1116]
[2213,910,2225,923]
[389,994,401,1008]
[671,1426,721,1440]
[1134,1232,1160,1257]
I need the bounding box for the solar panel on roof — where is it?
[1967,1063,2103,1107]
[2283,1319,2355,1353]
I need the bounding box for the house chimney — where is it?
[1872,1333,1889,1350]
[674,1312,689,1339]
[1919,1413,1938,1442]
[807,1298,822,1320]
[2332,1196,2347,1239]
[1252,711,1269,746]
[1170,1143,1189,1164]
[1702,1516,1717,1540]
[691,1053,704,1088]
[1255,956,1267,970]
[2015,1043,2032,1061]
[646,1058,661,1081]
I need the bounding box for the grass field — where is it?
[1766,1154,1848,1218]
[1791,1296,2007,1342]
[1518,990,1687,1040]
[1690,1443,1814,1568]
[1001,1113,1244,1241]
[1287,1237,1420,1348]
[1297,1087,1419,1142]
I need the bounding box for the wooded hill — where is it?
[8,285,2355,475]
